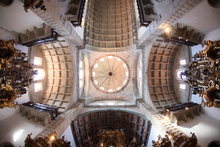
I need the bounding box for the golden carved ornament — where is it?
[24,132,70,147]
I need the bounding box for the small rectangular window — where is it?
[180,59,186,65]
[35,82,43,92]
[33,57,42,66]
[180,84,186,90]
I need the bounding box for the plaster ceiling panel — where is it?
[46,44,53,49]
[59,87,65,93]
[57,94,63,100]
[54,64,60,70]
[45,57,52,62]
[58,56,65,62]
[50,50,56,56]
[67,63,73,69]
[38,41,74,112]
[66,56,72,62]
[52,56,58,62]
[147,41,180,111]
[81,49,141,106]
[47,63,53,70]
[52,87,58,92]
[52,42,61,48]
[85,0,136,50]
[47,78,53,85]
[92,56,129,93]
[56,50,64,55]
[43,50,50,56]
[63,48,71,54]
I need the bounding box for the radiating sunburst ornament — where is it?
[92,56,129,93]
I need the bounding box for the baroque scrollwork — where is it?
[83,129,144,147]
[0,40,35,108]
[96,129,127,147]
[24,132,70,147]
[182,40,220,108]
[152,132,197,147]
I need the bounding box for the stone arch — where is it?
[71,109,152,146]
[147,40,180,111]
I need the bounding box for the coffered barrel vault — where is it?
[39,40,74,112]
[148,40,180,111]
[85,0,136,50]
[71,110,151,146]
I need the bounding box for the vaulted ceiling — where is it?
[147,40,180,111]
[38,40,74,112]
[85,0,136,51]
[71,110,151,146]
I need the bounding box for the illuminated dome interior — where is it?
[92,56,129,93]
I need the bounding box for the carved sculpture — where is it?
[152,132,197,147]
[0,40,15,61]
[24,132,70,147]
[0,85,17,108]
[0,40,35,108]
[152,134,171,147]
[81,129,144,147]
[96,129,127,147]
[183,40,220,108]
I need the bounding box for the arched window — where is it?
[179,84,186,90]
[33,57,42,66]
[176,69,186,80]
[79,60,84,89]
[34,82,43,92]
[180,59,186,65]
[33,68,45,81]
